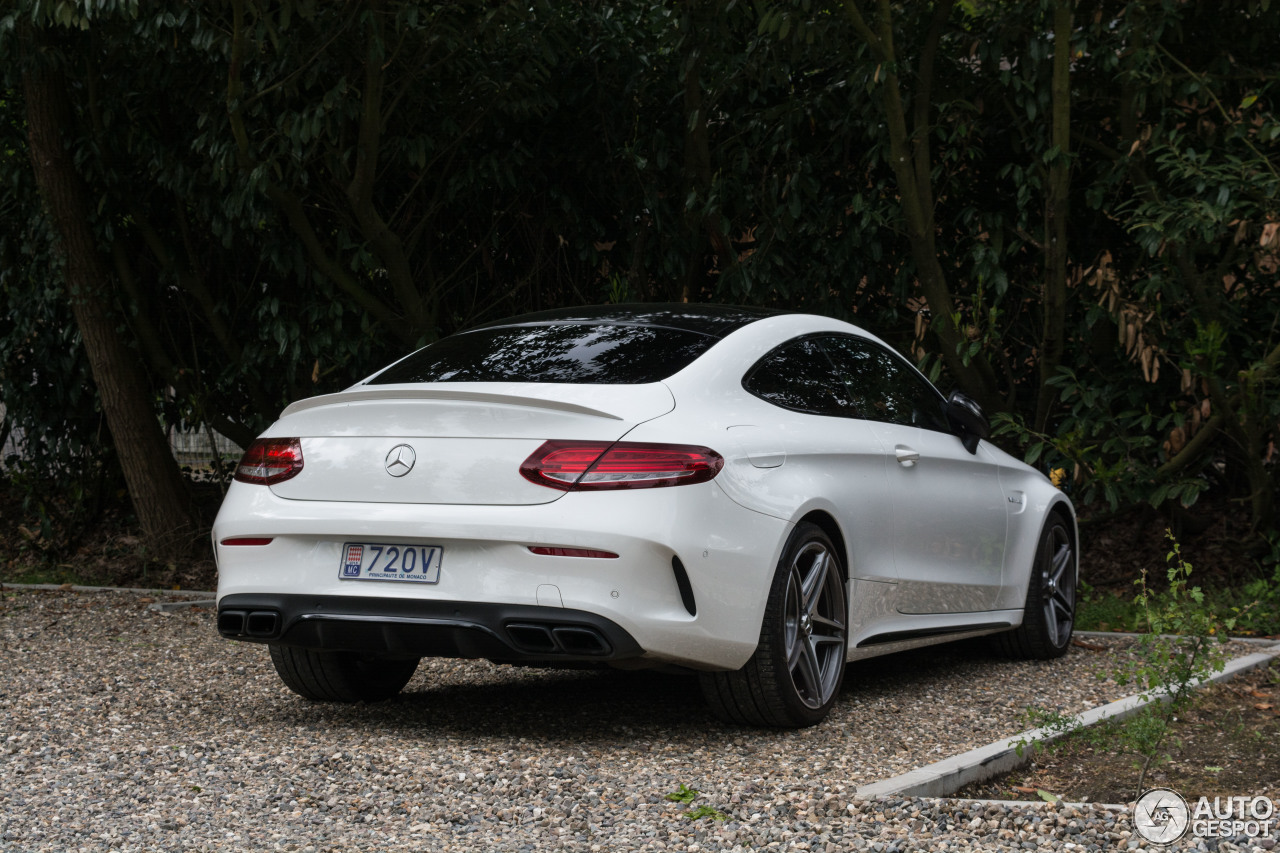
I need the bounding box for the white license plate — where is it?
[339,542,443,584]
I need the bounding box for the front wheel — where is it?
[701,522,848,728]
[994,514,1076,660]
[269,645,419,702]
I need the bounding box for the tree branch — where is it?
[840,1,885,61]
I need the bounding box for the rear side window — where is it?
[367,324,719,385]
[741,337,854,417]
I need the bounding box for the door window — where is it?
[819,336,950,432]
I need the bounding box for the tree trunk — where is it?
[843,0,1002,412]
[1034,0,1072,432]
[23,32,195,558]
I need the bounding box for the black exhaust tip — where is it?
[218,609,247,636]
[506,623,557,653]
[552,626,610,655]
[245,610,280,637]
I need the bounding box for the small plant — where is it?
[1013,706,1083,757]
[664,784,729,821]
[664,783,698,804]
[685,805,730,822]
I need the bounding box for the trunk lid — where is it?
[264,383,674,505]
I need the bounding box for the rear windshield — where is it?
[367,323,719,385]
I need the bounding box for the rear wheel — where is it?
[995,514,1075,659]
[268,645,419,702]
[701,523,848,728]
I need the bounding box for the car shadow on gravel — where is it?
[263,667,711,740]
[251,636,1036,741]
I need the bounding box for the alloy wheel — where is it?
[1041,525,1075,648]
[783,541,847,709]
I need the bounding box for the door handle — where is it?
[894,445,920,467]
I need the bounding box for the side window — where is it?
[821,335,949,431]
[743,336,854,417]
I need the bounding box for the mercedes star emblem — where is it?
[384,444,416,477]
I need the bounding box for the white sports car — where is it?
[214,305,1077,727]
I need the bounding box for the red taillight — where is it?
[234,438,304,485]
[528,546,619,559]
[520,440,724,491]
[220,537,274,546]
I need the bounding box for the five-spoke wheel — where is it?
[995,514,1076,660]
[701,522,848,727]
[782,539,847,710]
[1040,523,1075,650]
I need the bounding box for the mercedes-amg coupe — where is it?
[214,304,1077,727]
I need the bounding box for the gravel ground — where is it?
[1,587,1274,852]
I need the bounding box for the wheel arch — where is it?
[991,494,1079,660]
[796,509,849,583]
[996,489,1078,613]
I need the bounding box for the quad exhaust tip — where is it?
[218,607,612,656]
[218,609,281,638]
[505,622,611,656]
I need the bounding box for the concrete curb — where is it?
[147,599,217,612]
[1076,629,1279,646]
[0,582,216,597]
[855,640,1280,800]
[947,798,1129,811]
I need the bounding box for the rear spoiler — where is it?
[281,387,629,421]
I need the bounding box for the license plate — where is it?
[339,542,443,584]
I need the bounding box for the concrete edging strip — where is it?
[855,640,1280,800]
[147,599,217,612]
[1075,629,1278,646]
[0,582,216,597]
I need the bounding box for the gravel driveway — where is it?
[0,588,1225,851]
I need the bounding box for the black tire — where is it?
[994,514,1076,660]
[700,522,848,728]
[268,645,419,702]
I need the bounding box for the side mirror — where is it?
[945,390,989,454]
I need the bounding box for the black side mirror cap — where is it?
[945,390,989,454]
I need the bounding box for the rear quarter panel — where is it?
[987,443,1078,611]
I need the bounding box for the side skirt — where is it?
[845,624,1014,663]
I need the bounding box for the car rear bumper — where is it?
[217,593,644,662]
[212,480,791,670]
